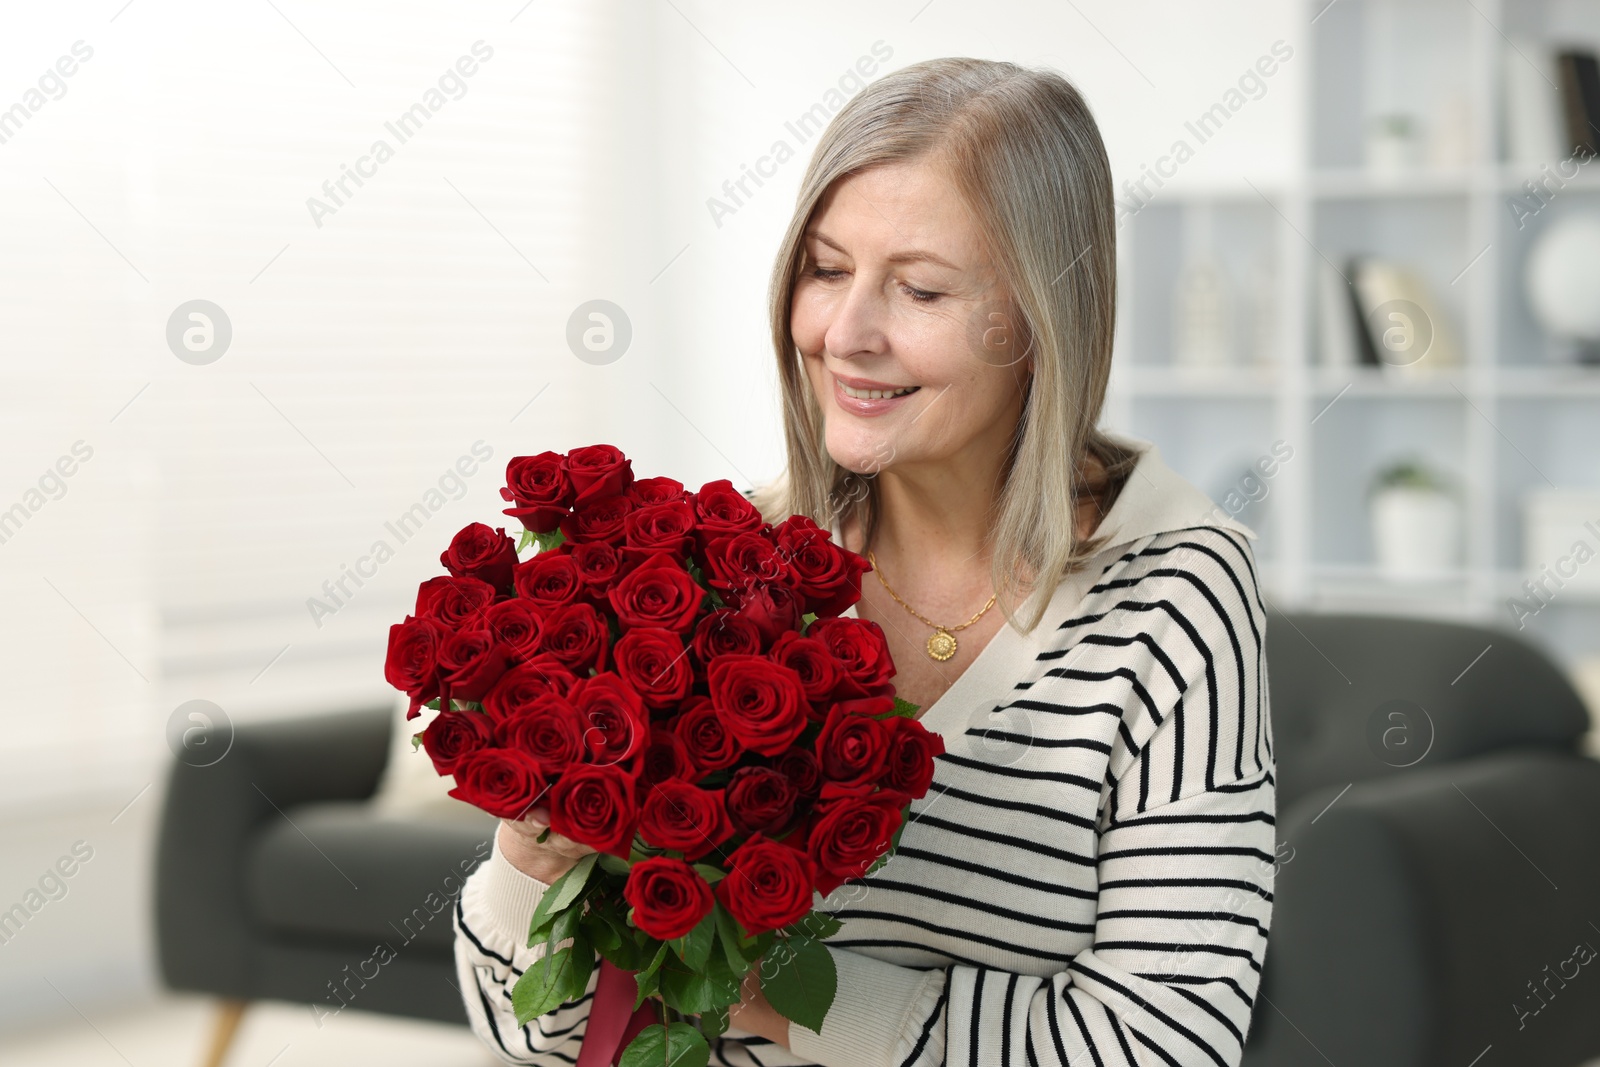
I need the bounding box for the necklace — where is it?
[867,549,997,662]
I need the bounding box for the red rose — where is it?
[608,552,705,633]
[420,709,493,775]
[385,615,446,717]
[692,479,764,554]
[806,788,910,895]
[627,476,688,507]
[735,583,803,647]
[414,576,497,629]
[481,659,578,723]
[808,617,897,699]
[639,727,694,789]
[448,748,550,820]
[571,540,624,599]
[539,602,610,674]
[495,693,587,773]
[512,550,584,608]
[814,702,892,786]
[884,716,945,799]
[560,492,634,545]
[564,444,634,508]
[767,632,844,708]
[623,501,698,561]
[623,857,713,941]
[501,452,573,534]
[715,834,816,936]
[441,523,519,592]
[637,779,732,861]
[707,655,809,756]
[691,609,762,664]
[673,697,739,773]
[773,746,822,802]
[612,627,692,710]
[723,765,798,837]
[567,673,649,771]
[482,598,545,662]
[548,763,639,858]
[437,629,514,703]
[702,532,787,607]
[771,514,870,618]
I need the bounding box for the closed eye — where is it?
[901,282,941,303]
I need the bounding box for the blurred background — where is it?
[4,0,1600,1064]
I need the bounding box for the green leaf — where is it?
[691,863,726,884]
[619,1023,709,1067]
[597,853,633,876]
[700,1003,731,1039]
[786,909,842,941]
[658,968,714,1014]
[659,958,741,1016]
[701,950,745,1009]
[533,529,567,554]
[525,853,598,945]
[511,932,595,1025]
[530,899,584,949]
[759,936,837,1034]
[672,911,716,973]
[801,611,818,632]
[409,732,423,751]
[633,941,670,1011]
[423,698,442,711]
[888,696,921,719]
[588,915,621,953]
[517,528,536,553]
[712,905,751,974]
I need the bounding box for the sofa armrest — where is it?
[1245,748,1600,1067]
[154,704,393,997]
[1248,751,1600,1067]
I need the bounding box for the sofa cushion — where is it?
[245,801,497,954]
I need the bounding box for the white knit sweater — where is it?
[454,437,1276,1067]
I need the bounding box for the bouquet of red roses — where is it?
[382,444,944,1067]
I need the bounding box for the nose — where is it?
[821,271,890,365]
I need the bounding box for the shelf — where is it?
[1310,366,1469,397]
[1309,167,1479,199]
[1494,366,1600,398]
[1115,365,1278,397]
[1496,163,1600,195]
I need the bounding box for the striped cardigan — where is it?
[454,436,1276,1067]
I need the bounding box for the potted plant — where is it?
[1369,458,1461,581]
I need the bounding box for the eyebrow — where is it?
[805,229,960,272]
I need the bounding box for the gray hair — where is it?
[753,57,1137,634]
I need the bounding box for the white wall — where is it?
[0,0,1296,1033]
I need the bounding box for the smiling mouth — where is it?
[837,382,920,400]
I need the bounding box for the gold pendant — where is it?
[926,629,957,661]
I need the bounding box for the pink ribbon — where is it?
[575,957,662,1067]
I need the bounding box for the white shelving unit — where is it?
[1106,0,1600,663]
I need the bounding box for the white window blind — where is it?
[0,0,690,805]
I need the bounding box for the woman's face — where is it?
[791,158,1031,481]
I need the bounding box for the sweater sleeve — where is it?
[790,770,1275,1067]
[453,831,599,1064]
[794,529,1277,1067]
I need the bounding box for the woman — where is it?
[455,57,1274,1067]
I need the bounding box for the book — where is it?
[1556,49,1600,158]
[1348,257,1460,374]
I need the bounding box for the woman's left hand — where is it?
[726,960,790,1048]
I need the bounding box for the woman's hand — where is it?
[726,957,791,1048]
[496,805,597,886]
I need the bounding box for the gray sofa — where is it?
[156,612,1600,1066]
[1241,612,1600,1067]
